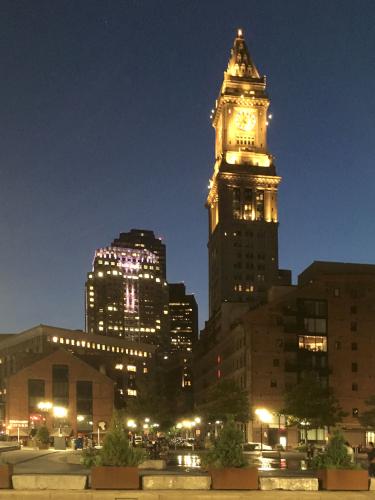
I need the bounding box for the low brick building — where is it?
[0,324,156,435]
[6,348,113,435]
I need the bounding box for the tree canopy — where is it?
[126,364,177,430]
[197,379,249,423]
[281,373,346,429]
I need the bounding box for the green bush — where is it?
[82,411,145,468]
[202,420,247,468]
[312,430,361,470]
[35,426,50,446]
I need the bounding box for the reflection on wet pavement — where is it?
[175,454,201,468]
[168,452,309,472]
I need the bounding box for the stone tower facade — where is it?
[207,29,282,317]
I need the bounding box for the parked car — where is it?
[243,442,273,451]
[182,438,196,448]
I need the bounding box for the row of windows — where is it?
[48,336,151,357]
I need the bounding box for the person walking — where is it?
[344,441,354,463]
[367,442,375,477]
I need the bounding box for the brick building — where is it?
[6,349,113,436]
[195,262,375,447]
[0,324,156,434]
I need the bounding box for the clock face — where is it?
[234,110,256,132]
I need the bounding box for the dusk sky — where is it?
[1,0,375,332]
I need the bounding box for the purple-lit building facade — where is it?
[85,230,169,346]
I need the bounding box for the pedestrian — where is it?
[367,442,375,477]
[344,441,354,462]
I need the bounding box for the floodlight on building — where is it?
[37,401,53,411]
[53,406,68,418]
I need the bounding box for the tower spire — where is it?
[227,28,260,79]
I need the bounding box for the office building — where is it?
[85,230,169,345]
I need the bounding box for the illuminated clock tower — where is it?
[207,29,281,317]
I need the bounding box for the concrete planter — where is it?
[318,469,369,490]
[91,466,139,489]
[209,467,258,490]
[0,464,13,489]
[37,443,49,450]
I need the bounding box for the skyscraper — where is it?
[85,229,169,345]
[206,29,285,319]
[168,283,198,354]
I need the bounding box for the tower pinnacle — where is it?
[227,28,260,79]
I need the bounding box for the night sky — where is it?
[1,0,375,332]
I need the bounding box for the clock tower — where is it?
[207,29,282,317]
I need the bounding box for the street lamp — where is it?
[255,408,273,451]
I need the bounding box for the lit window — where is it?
[115,364,123,370]
[127,389,137,396]
[52,336,58,343]
[97,271,103,277]
[127,365,136,372]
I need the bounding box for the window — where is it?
[335,341,341,350]
[273,359,280,367]
[352,383,358,391]
[28,379,45,413]
[76,381,93,431]
[52,365,69,407]
[270,380,277,388]
[255,190,264,220]
[303,300,327,317]
[351,342,358,351]
[350,321,357,332]
[351,362,358,372]
[352,408,359,417]
[298,335,327,352]
[334,288,340,297]
[304,317,327,334]
[350,306,357,314]
[232,188,241,219]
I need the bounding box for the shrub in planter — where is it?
[35,426,50,449]
[202,420,258,490]
[83,411,145,489]
[313,430,368,490]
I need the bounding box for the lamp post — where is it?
[255,408,273,451]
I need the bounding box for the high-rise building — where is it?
[168,283,198,354]
[85,230,169,345]
[194,28,289,427]
[207,29,286,318]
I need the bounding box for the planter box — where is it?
[210,467,258,490]
[91,466,139,489]
[0,464,13,489]
[37,443,49,450]
[318,469,369,490]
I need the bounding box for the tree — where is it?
[197,379,249,423]
[359,395,375,429]
[281,373,346,431]
[202,420,247,468]
[82,410,145,467]
[126,363,177,430]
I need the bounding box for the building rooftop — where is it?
[298,261,375,286]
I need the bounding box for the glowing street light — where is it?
[127,419,137,429]
[53,406,68,419]
[255,408,273,451]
